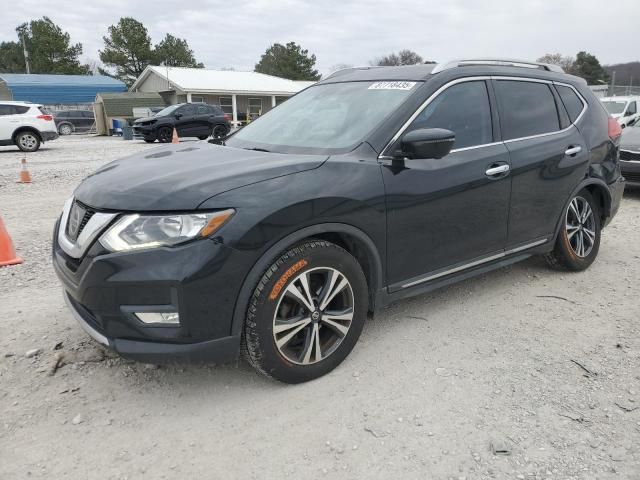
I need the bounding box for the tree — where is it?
[15,17,88,74]
[536,53,575,74]
[154,34,203,68]
[254,42,320,81]
[99,17,155,86]
[0,41,25,73]
[572,51,609,84]
[373,49,423,66]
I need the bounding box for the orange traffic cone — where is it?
[17,158,32,184]
[172,128,179,144]
[0,217,23,267]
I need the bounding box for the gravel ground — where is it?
[1,136,639,479]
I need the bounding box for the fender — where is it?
[551,177,612,245]
[230,222,384,337]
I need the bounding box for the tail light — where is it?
[608,117,622,140]
[224,114,231,122]
[37,114,54,122]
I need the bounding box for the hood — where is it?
[621,126,640,150]
[611,113,622,119]
[133,116,158,124]
[74,143,327,211]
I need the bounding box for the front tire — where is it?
[15,131,41,152]
[212,124,228,139]
[545,190,601,271]
[157,126,173,143]
[242,240,368,383]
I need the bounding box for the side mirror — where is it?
[174,113,183,119]
[400,128,455,159]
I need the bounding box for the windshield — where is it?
[226,81,420,154]
[602,100,627,115]
[154,104,181,117]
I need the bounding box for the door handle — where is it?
[485,164,510,176]
[565,146,582,156]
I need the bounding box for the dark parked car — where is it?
[620,121,640,186]
[53,110,95,135]
[132,103,231,143]
[53,59,624,383]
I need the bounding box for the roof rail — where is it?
[432,58,564,74]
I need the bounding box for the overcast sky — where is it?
[2,0,639,75]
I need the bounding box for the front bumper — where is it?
[52,217,251,364]
[620,158,640,186]
[132,125,154,137]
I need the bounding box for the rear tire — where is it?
[58,123,73,135]
[242,240,368,384]
[15,131,41,152]
[545,190,601,271]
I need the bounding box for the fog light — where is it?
[135,312,180,325]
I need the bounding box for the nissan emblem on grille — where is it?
[67,203,85,241]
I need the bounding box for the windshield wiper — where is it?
[243,147,270,153]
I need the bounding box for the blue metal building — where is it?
[0,73,126,105]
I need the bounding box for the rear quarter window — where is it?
[556,85,585,123]
[495,80,560,140]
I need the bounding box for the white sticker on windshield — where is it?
[368,81,417,90]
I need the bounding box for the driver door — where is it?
[174,104,197,137]
[381,79,512,290]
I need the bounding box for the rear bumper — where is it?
[41,131,59,142]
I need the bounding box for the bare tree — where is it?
[372,49,423,66]
[537,53,575,73]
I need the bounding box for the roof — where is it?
[321,62,581,85]
[0,73,126,104]
[96,92,165,117]
[321,65,437,83]
[131,66,311,95]
[0,100,41,106]
[601,96,639,101]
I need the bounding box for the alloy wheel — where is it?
[272,267,354,365]
[566,196,596,258]
[60,124,73,135]
[19,134,38,150]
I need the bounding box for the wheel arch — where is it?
[552,178,611,244]
[230,223,384,337]
[12,126,42,142]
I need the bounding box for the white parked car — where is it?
[0,101,59,152]
[600,96,640,128]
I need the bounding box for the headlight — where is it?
[99,209,234,252]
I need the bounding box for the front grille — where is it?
[67,294,103,330]
[620,150,640,161]
[66,201,95,241]
[624,171,640,183]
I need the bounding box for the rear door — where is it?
[493,78,589,249]
[383,79,512,289]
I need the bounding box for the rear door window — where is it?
[14,105,30,114]
[0,105,12,116]
[405,80,493,149]
[555,85,585,123]
[495,80,560,140]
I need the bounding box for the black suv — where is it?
[132,103,231,143]
[53,110,95,135]
[53,59,624,383]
